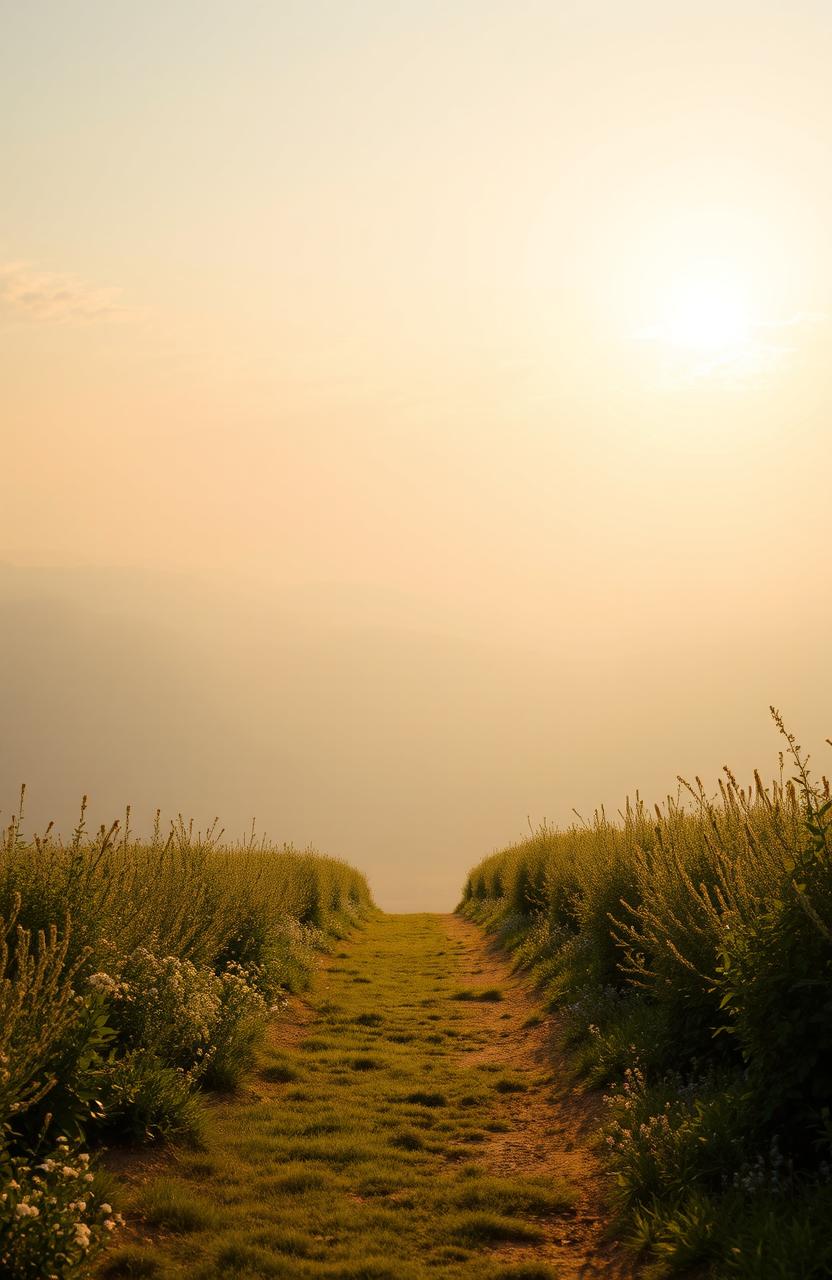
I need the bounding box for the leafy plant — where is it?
[0,1130,123,1279]
[460,716,832,1276]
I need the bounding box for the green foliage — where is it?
[439,1173,575,1215]
[0,790,372,1275]
[135,1177,221,1232]
[714,784,832,1133]
[446,1210,546,1245]
[25,992,117,1141]
[0,903,85,1135]
[452,987,504,1002]
[605,1064,756,1210]
[96,1050,204,1145]
[100,1247,162,1277]
[0,1130,122,1280]
[88,913,580,1280]
[460,714,832,1276]
[487,1267,559,1280]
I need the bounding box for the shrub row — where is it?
[459,715,832,1278]
[0,793,372,1277]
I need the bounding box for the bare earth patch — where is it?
[441,914,637,1279]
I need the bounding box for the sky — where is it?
[2,1,831,909]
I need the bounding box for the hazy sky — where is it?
[2,2,831,908]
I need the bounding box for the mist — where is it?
[3,1,832,907]
[1,561,826,911]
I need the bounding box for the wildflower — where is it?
[88,971,122,995]
[74,1223,91,1248]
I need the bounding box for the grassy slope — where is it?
[99,914,579,1280]
[457,746,832,1279]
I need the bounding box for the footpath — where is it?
[99,914,638,1280]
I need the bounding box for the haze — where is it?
[3,2,831,909]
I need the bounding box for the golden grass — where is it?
[99,914,575,1280]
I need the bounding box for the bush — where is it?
[0,906,85,1136]
[604,1063,756,1210]
[0,1131,123,1279]
[0,792,373,1275]
[459,714,832,1276]
[714,783,832,1137]
[95,1050,204,1145]
[94,948,267,1078]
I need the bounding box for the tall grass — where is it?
[459,712,832,1277]
[0,791,372,1277]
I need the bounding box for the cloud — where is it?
[0,261,128,323]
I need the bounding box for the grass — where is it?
[440,1175,575,1215]
[487,1268,559,1280]
[0,792,373,1279]
[493,1077,529,1094]
[15,718,829,1277]
[101,1249,164,1278]
[135,1181,222,1233]
[259,1062,299,1084]
[96,914,575,1279]
[459,716,832,1278]
[446,1212,547,1245]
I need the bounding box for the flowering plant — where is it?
[0,1131,122,1279]
[99,948,268,1078]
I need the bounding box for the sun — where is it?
[661,275,752,352]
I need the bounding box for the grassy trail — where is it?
[101,915,637,1280]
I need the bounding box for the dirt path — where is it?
[100,914,639,1280]
[443,915,636,1279]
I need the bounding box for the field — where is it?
[460,715,832,1277]
[0,788,622,1280]
[94,913,596,1280]
[3,714,831,1279]
[0,795,372,1277]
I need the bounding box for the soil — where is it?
[440,914,637,1280]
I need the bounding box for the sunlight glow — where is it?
[661,276,752,352]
